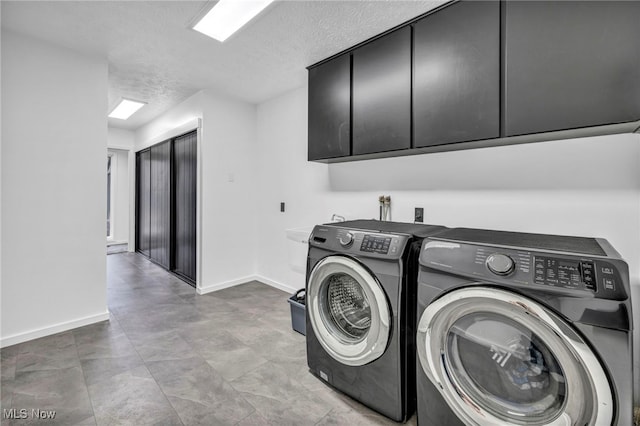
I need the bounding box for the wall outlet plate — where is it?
[415,207,424,223]
[281,202,285,212]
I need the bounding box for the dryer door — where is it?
[416,287,612,426]
[307,255,391,366]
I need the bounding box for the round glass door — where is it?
[417,287,612,426]
[325,273,372,342]
[307,256,391,366]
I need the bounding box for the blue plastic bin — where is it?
[288,289,306,335]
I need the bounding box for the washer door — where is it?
[416,287,612,426]
[307,256,391,366]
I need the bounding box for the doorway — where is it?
[135,130,197,285]
[107,148,131,255]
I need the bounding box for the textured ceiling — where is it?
[1,0,446,130]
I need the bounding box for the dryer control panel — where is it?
[421,240,628,300]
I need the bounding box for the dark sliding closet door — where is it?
[150,141,171,268]
[136,131,197,286]
[136,149,151,257]
[173,131,197,283]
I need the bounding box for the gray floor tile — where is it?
[127,330,196,363]
[147,357,255,425]
[10,367,94,426]
[80,355,145,387]
[315,408,403,426]
[14,332,80,373]
[87,365,181,426]
[1,377,14,412]
[230,361,335,425]
[75,330,137,361]
[234,411,271,426]
[184,329,269,382]
[1,346,18,381]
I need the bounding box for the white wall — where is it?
[255,86,640,401]
[108,127,135,150]
[1,31,109,347]
[134,89,257,293]
[198,90,257,291]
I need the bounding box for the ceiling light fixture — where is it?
[108,99,147,120]
[192,0,275,42]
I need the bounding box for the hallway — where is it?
[1,253,404,425]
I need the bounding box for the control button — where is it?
[585,281,597,291]
[339,232,354,247]
[581,262,594,272]
[486,253,515,276]
[601,267,614,275]
[603,278,615,291]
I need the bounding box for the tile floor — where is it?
[1,253,415,425]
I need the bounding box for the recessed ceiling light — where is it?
[108,99,146,120]
[192,0,275,42]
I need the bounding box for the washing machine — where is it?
[306,220,446,422]
[415,228,633,426]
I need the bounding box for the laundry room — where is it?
[1,1,639,425]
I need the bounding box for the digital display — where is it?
[361,235,391,254]
[534,256,596,291]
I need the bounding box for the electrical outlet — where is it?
[415,207,424,223]
[280,202,285,212]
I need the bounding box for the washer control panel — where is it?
[311,226,409,259]
[533,257,597,291]
[421,240,627,299]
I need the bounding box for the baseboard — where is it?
[254,275,299,294]
[197,275,258,295]
[197,275,299,296]
[0,311,110,348]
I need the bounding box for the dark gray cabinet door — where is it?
[505,1,640,136]
[136,149,151,257]
[308,54,351,160]
[353,27,411,155]
[414,1,499,147]
[150,141,171,269]
[173,131,197,284]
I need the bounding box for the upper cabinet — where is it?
[413,1,499,148]
[352,27,411,155]
[307,0,640,163]
[504,1,640,136]
[307,54,351,161]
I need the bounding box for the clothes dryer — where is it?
[415,228,633,426]
[306,220,445,421]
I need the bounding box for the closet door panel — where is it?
[150,141,171,268]
[173,131,197,284]
[136,149,151,257]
